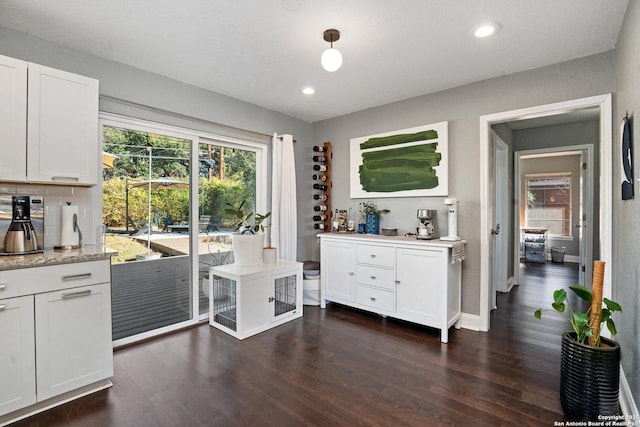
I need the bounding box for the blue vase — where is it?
[366,214,379,235]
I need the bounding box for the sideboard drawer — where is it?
[356,285,395,313]
[356,244,395,268]
[356,265,396,290]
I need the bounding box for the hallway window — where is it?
[525,174,572,237]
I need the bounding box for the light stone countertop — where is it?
[0,244,117,271]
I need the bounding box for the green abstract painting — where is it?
[350,122,448,198]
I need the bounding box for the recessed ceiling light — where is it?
[472,23,500,38]
[302,87,315,95]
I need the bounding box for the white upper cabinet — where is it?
[0,54,99,186]
[26,63,99,186]
[0,55,27,182]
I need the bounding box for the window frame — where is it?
[524,172,573,238]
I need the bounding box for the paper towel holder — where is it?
[54,202,82,250]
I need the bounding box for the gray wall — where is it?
[310,52,616,316]
[513,120,601,259]
[614,0,640,410]
[518,154,582,257]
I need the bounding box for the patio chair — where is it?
[207,214,222,233]
[198,215,211,233]
[162,214,174,232]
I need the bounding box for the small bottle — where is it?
[312,174,328,181]
[313,164,327,172]
[313,183,327,191]
[314,223,326,230]
[314,204,328,212]
[313,214,327,221]
[313,145,326,152]
[313,194,328,201]
[313,155,328,162]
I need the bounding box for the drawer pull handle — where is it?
[62,273,92,281]
[62,289,92,299]
[0,304,6,311]
[268,297,275,303]
[370,276,376,279]
[348,272,354,276]
[370,254,376,258]
[0,283,6,291]
[395,280,400,284]
[370,297,376,301]
[51,176,80,182]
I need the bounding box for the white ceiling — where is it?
[0,0,629,123]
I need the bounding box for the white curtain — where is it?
[271,133,297,260]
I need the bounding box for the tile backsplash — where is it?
[0,183,101,248]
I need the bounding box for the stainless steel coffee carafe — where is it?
[3,196,39,253]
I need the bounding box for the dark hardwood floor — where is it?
[13,262,578,427]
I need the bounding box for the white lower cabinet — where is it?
[320,234,462,343]
[35,283,113,401]
[0,296,36,416]
[322,240,356,302]
[209,260,303,340]
[0,260,113,424]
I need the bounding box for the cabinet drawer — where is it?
[356,285,395,313]
[356,244,395,268]
[0,260,110,299]
[356,265,396,290]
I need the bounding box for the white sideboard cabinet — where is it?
[0,260,113,425]
[0,54,99,186]
[320,234,463,343]
[209,260,303,340]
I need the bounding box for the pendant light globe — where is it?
[321,47,342,72]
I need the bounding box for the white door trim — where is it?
[479,94,612,332]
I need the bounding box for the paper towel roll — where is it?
[60,205,79,247]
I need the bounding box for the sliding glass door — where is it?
[101,115,266,344]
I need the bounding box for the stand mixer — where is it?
[416,209,438,240]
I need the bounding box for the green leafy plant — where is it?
[358,201,390,217]
[224,201,271,234]
[535,285,621,347]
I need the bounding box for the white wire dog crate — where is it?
[209,260,303,340]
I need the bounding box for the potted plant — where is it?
[358,201,390,235]
[225,201,271,265]
[534,261,622,421]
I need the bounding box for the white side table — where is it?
[209,260,303,339]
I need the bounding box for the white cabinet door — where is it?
[0,55,27,182]
[27,63,99,186]
[323,240,356,302]
[35,283,113,401]
[396,247,444,327]
[0,295,36,416]
[270,270,302,323]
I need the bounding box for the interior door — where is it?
[490,131,509,309]
[578,149,594,287]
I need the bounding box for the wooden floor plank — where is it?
[10,262,577,426]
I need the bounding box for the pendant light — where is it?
[321,29,342,72]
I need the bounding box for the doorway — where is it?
[514,146,594,289]
[479,94,613,332]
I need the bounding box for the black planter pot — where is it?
[560,331,620,421]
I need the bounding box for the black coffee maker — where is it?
[3,196,40,254]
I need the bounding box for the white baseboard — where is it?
[459,312,481,331]
[620,366,639,422]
